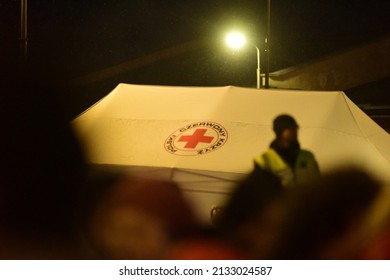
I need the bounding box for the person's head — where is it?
[268,167,382,259]
[273,114,299,148]
[216,167,284,232]
[215,167,285,258]
[86,175,198,259]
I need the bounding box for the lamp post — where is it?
[264,0,271,88]
[255,44,260,89]
[225,32,261,88]
[20,0,28,62]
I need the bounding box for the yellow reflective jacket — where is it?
[254,148,320,188]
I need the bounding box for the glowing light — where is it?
[225,32,246,50]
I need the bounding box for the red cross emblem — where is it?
[165,121,228,156]
[178,128,214,148]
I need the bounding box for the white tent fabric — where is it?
[72,84,390,223]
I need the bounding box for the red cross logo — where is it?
[165,121,228,156]
[178,128,214,149]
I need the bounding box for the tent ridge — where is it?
[340,92,369,137]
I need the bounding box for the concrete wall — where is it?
[269,37,390,91]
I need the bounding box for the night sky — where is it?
[1,0,389,115]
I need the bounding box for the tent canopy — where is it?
[72,84,390,222]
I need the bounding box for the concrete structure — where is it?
[269,36,390,132]
[269,37,390,91]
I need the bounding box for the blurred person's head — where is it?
[87,176,198,259]
[351,186,390,259]
[215,167,285,258]
[268,167,382,259]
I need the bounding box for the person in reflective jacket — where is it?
[254,114,320,187]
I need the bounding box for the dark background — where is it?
[1,1,389,118]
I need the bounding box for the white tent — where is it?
[72,84,390,223]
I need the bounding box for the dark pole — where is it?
[20,0,28,62]
[264,0,270,88]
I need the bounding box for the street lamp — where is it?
[265,0,271,88]
[225,32,261,88]
[20,0,28,62]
